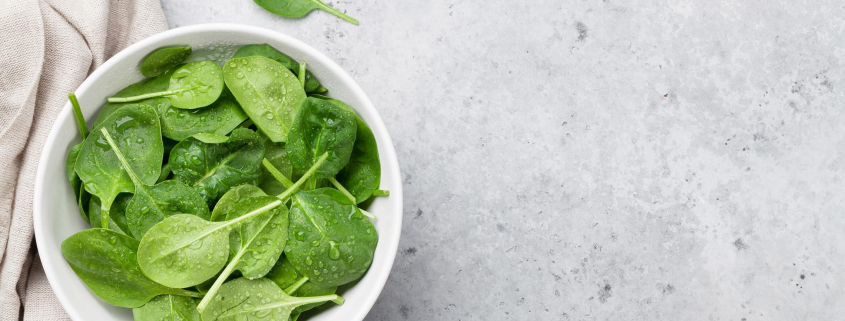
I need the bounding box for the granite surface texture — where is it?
[161,1,845,319]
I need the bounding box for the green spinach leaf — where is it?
[258,131,294,195]
[108,61,224,109]
[160,88,248,141]
[61,229,200,308]
[210,184,267,221]
[200,277,342,321]
[133,294,200,321]
[233,44,322,93]
[286,188,378,287]
[253,0,359,25]
[286,97,357,179]
[75,104,162,228]
[67,144,91,224]
[169,128,265,203]
[66,143,82,185]
[316,97,381,203]
[223,56,306,142]
[141,46,192,78]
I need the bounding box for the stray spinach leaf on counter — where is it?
[62,43,387,320]
[253,0,359,26]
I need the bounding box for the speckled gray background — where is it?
[161,1,845,319]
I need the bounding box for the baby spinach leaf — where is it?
[136,215,231,288]
[317,97,381,203]
[286,97,357,179]
[196,196,289,312]
[169,128,265,203]
[108,61,224,109]
[210,184,267,221]
[102,128,210,239]
[75,104,162,228]
[253,0,359,26]
[267,255,338,314]
[66,141,83,184]
[61,229,200,308]
[266,255,302,290]
[200,277,342,321]
[286,188,378,288]
[258,131,294,195]
[94,72,173,128]
[160,88,249,141]
[232,44,321,93]
[223,56,306,142]
[137,198,284,288]
[158,61,224,109]
[133,294,200,321]
[141,46,192,78]
[67,144,90,224]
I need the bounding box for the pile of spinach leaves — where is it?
[62,44,387,321]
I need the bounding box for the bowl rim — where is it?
[33,23,403,321]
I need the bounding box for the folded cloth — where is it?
[0,0,167,319]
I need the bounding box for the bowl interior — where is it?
[34,24,402,321]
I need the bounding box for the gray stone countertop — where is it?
[161,0,845,319]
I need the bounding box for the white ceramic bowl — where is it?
[34,24,402,321]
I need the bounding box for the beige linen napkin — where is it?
[0,0,167,319]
